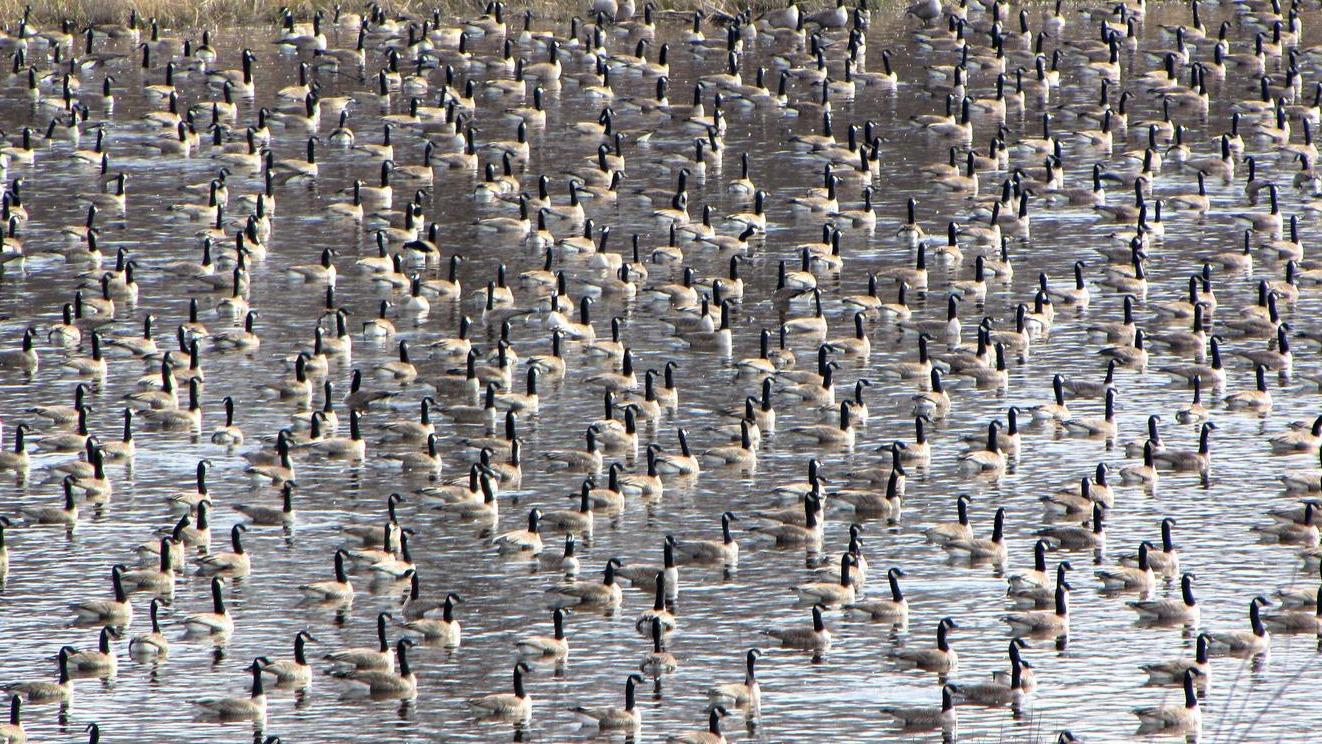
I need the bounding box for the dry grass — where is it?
[0,0,802,27]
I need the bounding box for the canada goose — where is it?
[888,616,958,670]
[0,424,29,473]
[467,662,533,722]
[842,567,909,623]
[3,648,71,705]
[764,602,831,653]
[1142,633,1212,688]
[325,612,396,674]
[1151,421,1215,475]
[944,507,1007,563]
[183,577,233,636]
[233,481,296,527]
[1133,670,1202,735]
[1262,586,1322,633]
[548,558,623,608]
[545,478,602,535]
[958,420,1007,475]
[299,409,365,461]
[0,328,38,373]
[493,508,543,554]
[571,674,644,732]
[259,631,317,688]
[63,626,118,676]
[192,659,266,722]
[925,495,974,546]
[791,552,858,606]
[194,524,251,577]
[666,511,739,567]
[119,536,175,595]
[516,606,571,659]
[21,475,79,527]
[949,640,1030,707]
[1225,365,1273,412]
[879,684,957,730]
[1096,541,1156,592]
[0,696,22,742]
[1128,573,1200,624]
[1062,387,1117,439]
[1002,582,1070,637]
[245,433,296,486]
[700,418,757,470]
[207,395,244,447]
[128,597,169,658]
[912,368,951,419]
[1252,499,1322,544]
[400,593,462,645]
[299,549,354,602]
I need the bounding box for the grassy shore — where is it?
[0,0,787,28]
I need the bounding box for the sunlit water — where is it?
[0,3,1319,743]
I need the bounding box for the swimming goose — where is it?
[912,368,951,419]
[0,328,38,373]
[258,631,317,688]
[400,593,462,645]
[672,511,739,566]
[1062,387,1117,438]
[183,577,233,636]
[1151,421,1215,476]
[535,532,579,575]
[119,537,175,595]
[0,695,23,742]
[1097,541,1156,591]
[548,558,623,608]
[924,495,973,546]
[958,420,1007,475]
[194,524,251,577]
[517,607,571,659]
[764,602,831,653]
[2,650,71,708]
[467,662,533,722]
[666,708,729,740]
[326,612,396,673]
[879,685,957,730]
[63,626,118,676]
[950,640,1030,707]
[1266,500,1322,539]
[207,395,244,447]
[888,615,957,671]
[842,567,908,623]
[1128,573,1200,624]
[1262,586,1322,633]
[705,648,761,722]
[192,659,266,722]
[792,553,858,606]
[1042,473,1111,516]
[299,409,365,461]
[1133,669,1202,735]
[571,674,644,732]
[127,597,169,658]
[493,508,543,554]
[21,475,79,527]
[1007,541,1056,594]
[299,549,353,602]
[233,481,296,526]
[1251,502,1320,545]
[1142,633,1212,688]
[0,423,29,474]
[1002,582,1070,637]
[944,507,1007,563]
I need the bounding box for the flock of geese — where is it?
[0,0,1320,740]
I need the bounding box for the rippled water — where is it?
[0,3,1321,742]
